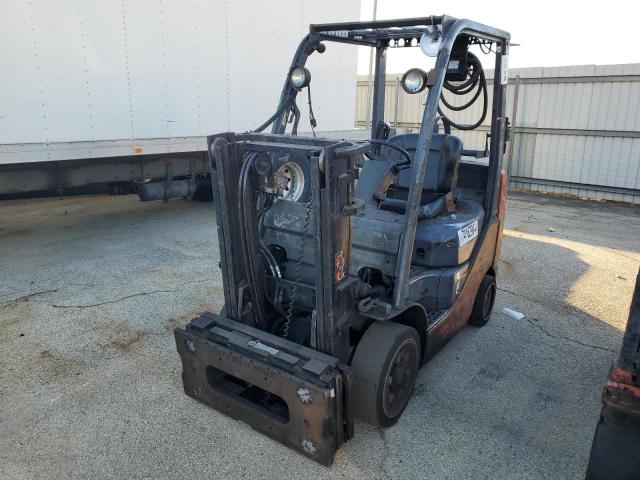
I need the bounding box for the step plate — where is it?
[174,312,352,466]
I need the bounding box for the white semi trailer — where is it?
[0,0,360,199]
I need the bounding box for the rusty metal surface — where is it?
[602,378,640,418]
[586,269,640,479]
[424,221,499,360]
[619,269,640,377]
[174,312,352,466]
[599,270,640,415]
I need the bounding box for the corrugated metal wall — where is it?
[356,64,640,205]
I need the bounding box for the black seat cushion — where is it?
[382,133,462,193]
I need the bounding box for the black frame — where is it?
[270,15,510,309]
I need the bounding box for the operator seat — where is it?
[383,133,461,216]
[385,133,461,191]
[352,132,485,276]
[355,133,462,218]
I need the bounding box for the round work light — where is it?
[401,68,428,94]
[290,67,311,89]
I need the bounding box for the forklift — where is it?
[586,269,640,479]
[175,15,511,465]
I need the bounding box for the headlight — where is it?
[401,68,428,94]
[290,67,311,89]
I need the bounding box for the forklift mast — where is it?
[208,133,368,359]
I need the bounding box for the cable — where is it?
[254,93,293,133]
[238,152,267,329]
[306,85,317,137]
[478,41,494,55]
[257,215,285,315]
[290,100,301,136]
[259,245,285,314]
[368,139,412,168]
[437,51,488,131]
[440,64,483,111]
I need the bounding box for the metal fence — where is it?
[356,64,640,205]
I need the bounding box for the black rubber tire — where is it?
[468,274,496,327]
[351,321,421,428]
[192,184,213,202]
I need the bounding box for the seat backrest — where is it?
[382,133,462,193]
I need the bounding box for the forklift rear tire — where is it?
[468,274,496,327]
[351,321,421,428]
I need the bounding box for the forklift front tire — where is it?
[351,321,421,428]
[468,274,497,327]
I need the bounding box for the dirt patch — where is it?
[500,258,516,273]
[166,303,220,330]
[36,348,83,379]
[0,302,33,330]
[109,329,150,352]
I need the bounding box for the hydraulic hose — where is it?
[437,51,488,131]
[254,95,294,133]
[238,153,268,329]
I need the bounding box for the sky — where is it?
[357,0,640,73]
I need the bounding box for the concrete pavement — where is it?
[1,192,638,479]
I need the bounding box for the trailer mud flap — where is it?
[174,312,353,466]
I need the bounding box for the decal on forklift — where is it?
[458,220,479,246]
[501,54,509,84]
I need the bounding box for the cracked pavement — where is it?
[1,192,639,479]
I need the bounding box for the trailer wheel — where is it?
[468,274,496,327]
[351,322,421,428]
[192,184,213,202]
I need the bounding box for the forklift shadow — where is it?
[335,231,633,479]
[498,228,637,335]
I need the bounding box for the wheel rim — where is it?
[382,339,419,419]
[482,282,496,320]
[276,162,305,202]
